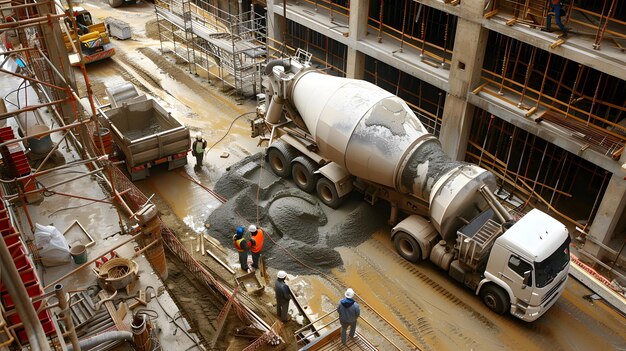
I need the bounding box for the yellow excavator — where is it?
[62,7,115,66]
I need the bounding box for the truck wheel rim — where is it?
[271,157,284,172]
[320,185,333,202]
[399,239,414,256]
[484,294,497,309]
[295,168,306,186]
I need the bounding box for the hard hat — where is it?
[235,226,244,238]
[277,270,287,279]
[196,134,202,140]
[344,288,355,299]
[248,224,257,233]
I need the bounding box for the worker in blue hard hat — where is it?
[233,226,249,272]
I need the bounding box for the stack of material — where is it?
[105,18,132,40]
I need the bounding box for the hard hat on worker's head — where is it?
[236,226,244,238]
[277,270,287,279]
[344,288,355,299]
[248,224,257,233]
[196,134,202,140]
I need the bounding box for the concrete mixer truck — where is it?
[251,51,570,322]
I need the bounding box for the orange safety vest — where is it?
[234,237,247,252]
[250,229,264,253]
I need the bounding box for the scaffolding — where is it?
[155,0,267,96]
[486,0,626,51]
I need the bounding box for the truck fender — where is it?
[391,215,439,260]
[316,162,353,198]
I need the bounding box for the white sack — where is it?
[34,223,71,267]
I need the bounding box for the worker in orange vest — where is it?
[544,0,569,37]
[248,224,264,271]
[233,226,249,272]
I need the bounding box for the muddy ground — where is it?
[76,1,626,350]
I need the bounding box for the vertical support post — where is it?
[55,284,80,351]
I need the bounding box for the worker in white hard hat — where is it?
[337,288,360,346]
[274,270,292,322]
[247,224,264,272]
[191,134,207,169]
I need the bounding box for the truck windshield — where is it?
[534,236,571,288]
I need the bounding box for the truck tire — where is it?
[267,141,298,178]
[316,177,344,208]
[393,231,421,263]
[108,0,124,7]
[291,156,319,193]
[480,284,510,315]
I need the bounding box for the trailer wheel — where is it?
[292,156,319,193]
[316,178,343,209]
[267,140,298,178]
[393,232,421,263]
[108,0,124,7]
[480,284,510,315]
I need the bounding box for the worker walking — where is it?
[233,226,249,272]
[248,224,264,271]
[544,0,569,36]
[191,134,207,168]
[274,270,292,322]
[337,288,360,346]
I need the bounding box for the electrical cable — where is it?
[205,112,256,154]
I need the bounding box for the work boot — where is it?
[540,28,553,33]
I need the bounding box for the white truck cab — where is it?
[482,209,571,321]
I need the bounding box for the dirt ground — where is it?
[75,1,626,350]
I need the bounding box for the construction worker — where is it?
[191,134,207,168]
[543,0,569,37]
[274,270,292,322]
[337,288,360,346]
[248,224,264,271]
[233,226,249,272]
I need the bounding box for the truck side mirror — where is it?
[522,270,531,288]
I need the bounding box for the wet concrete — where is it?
[207,154,387,274]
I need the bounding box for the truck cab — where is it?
[480,209,571,321]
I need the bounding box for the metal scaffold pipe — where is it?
[0,235,51,351]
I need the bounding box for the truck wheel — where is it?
[393,232,421,263]
[267,140,298,178]
[480,284,510,315]
[291,156,319,193]
[108,0,124,7]
[316,177,343,209]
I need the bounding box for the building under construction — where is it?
[259,0,626,277]
[1,0,626,350]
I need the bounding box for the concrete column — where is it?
[345,0,369,79]
[439,3,488,160]
[267,0,286,50]
[583,157,626,261]
[37,0,76,123]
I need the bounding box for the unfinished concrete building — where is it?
[260,0,626,278]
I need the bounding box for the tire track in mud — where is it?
[363,237,626,351]
[355,238,565,351]
[349,252,437,351]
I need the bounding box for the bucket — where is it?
[93,127,113,155]
[27,124,53,154]
[70,244,87,264]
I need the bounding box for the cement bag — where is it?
[34,223,71,267]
